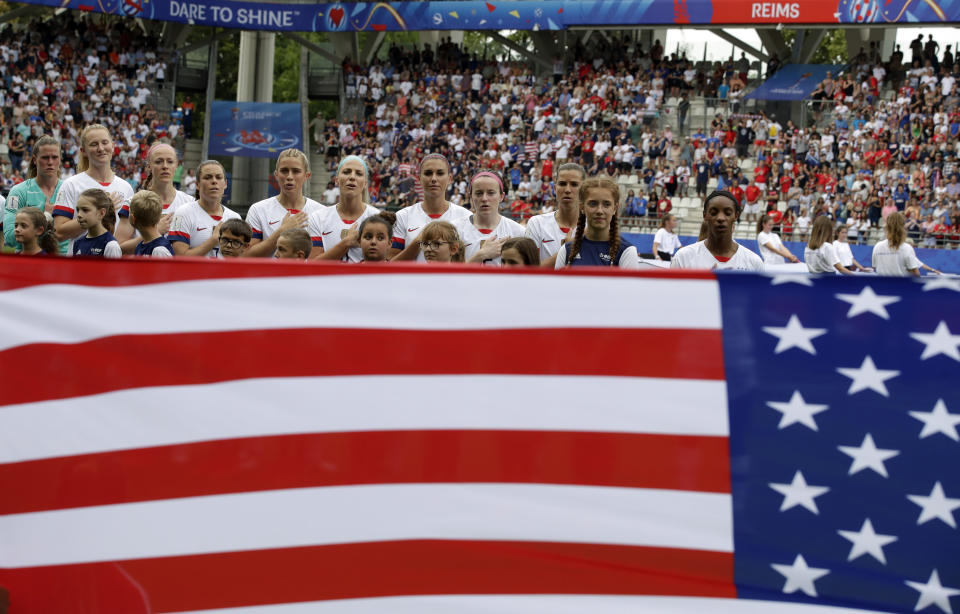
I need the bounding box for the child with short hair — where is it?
[418,221,464,263]
[73,188,121,258]
[130,190,174,258]
[13,209,59,255]
[358,215,392,263]
[218,219,253,258]
[275,228,312,260]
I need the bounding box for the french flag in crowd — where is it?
[0,259,957,613]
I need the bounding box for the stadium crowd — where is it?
[0,11,954,276]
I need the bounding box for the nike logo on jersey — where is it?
[407,227,420,232]
[269,219,281,225]
[322,231,333,236]
[542,239,555,243]
[197,227,208,231]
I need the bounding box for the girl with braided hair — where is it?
[554,177,639,269]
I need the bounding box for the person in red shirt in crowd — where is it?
[655,190,673,219]
[581,134,595,167]
[510,197,533,221]
[730,183,745,208]
[933,219,949,246]
[779,173,792,196]
[542,158,554,180]
[745,182,761,207]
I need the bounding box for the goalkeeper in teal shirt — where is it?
[3,136,65,254]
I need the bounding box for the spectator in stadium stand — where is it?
[756,213,800,265]
[391,154,470,262]
[652,213,681,261]
[309,155,382,262]
[52,124,134,249]
[672,190,763,271]
[3,135,64,253]
[805,216,851,274]
[454,171,524,265]
[246,150,323,258]
[555,176,638,269]
[872,211,921,276]
[169,161,241,258]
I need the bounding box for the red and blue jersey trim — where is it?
[52,205,74,219]
[168,231,191,244]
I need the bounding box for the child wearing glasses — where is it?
[418,221,464,263]
[218,219,252,258]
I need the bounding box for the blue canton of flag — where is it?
[719,273,960,613]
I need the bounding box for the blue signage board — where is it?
[746,64,844,101]
[208,101,302,159]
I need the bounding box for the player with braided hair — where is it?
[555,177,638,269]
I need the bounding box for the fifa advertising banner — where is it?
[746,64,845,101]
[11,0,960,29]
[208,102,302,159]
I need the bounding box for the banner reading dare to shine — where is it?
[11,0,960,30]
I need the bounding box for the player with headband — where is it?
[453,170,524,265]
[246,149,325,257]
[307,154,381,262]
[390,153,470,261]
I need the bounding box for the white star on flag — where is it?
[837,433,900,478]
[771,554,830,597]
[837,518,898,564]
[910,321,960,361]
[770,274,814,286]
[835,286,901,319]
[762,315,828,355]
[923,277,960,292]
[905,569,960,614]
[769,470,830,514]
[836,356,900,397]
[910,399,960,441]
[767,391,829,431]
[907,482,960,528]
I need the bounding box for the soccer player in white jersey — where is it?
[453,171,524,265]
[247,149,324,258]
[524,162,585,266]
[672,190,764,271]
[52,124,135,254]
[117,142,194,253]
[169,160,241,258]
[390,153,470,261]
[307,154,381,262]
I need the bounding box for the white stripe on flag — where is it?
[0,375,728,464]
[170,595,891,614]
[0,483,733,567]
[0,274,721,351]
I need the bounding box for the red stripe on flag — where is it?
[0,541,735,613]
[0,328,724,407]
[0,256,718,291]
[0,430,730,515]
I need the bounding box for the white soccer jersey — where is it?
[169,201,241,258]
[247,196,326,242]
[307,203,381,262]
[525,211,575,260]
[454,215,525,265]
[804,242,840,273]
[391,201,471,262]
[872,239,920,276]
[52,171,134,256]
[671,240,765,271]
[757,231,787,265]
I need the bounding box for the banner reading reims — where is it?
[208,102,302,159]
[9,0,960,30]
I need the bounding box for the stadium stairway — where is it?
[309,153,332,200]
[182,139,202,179]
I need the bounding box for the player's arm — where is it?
[247,213,307,258]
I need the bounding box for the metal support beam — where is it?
[756,28,790,61]
[200,36,219,162]
[710,29,769,62]
[360,30,386,65]
[790,29,806,63]
[177,29,233,56]
[798,28,827,63]
[283,32,341,65]
[299,43,311,195]
[487,32,551,70]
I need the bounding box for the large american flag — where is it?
[0,259,957,614]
